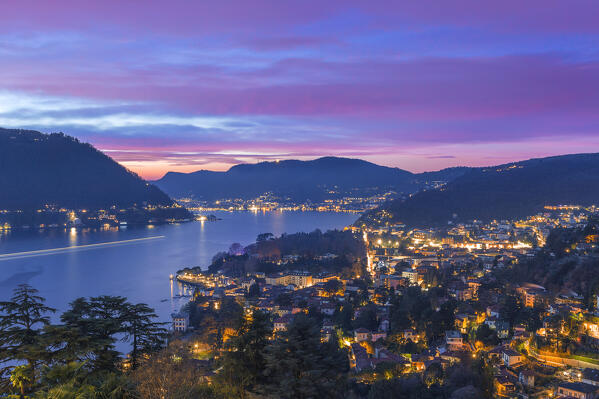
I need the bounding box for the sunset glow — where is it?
[1,1,599,179]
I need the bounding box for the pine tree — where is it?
[122,303,168,369]
[0,284,55,380]
[219,310,272,398]
[59,296,128,371]
[57,296,167,371]
[263,314,348,398]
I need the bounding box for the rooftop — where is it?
[502,348,521,357]
[558,382,599,393]
[445,330,462,339]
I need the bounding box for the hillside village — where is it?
[172,205,599,398]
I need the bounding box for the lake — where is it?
[0,211,357,323]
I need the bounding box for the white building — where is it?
[501,348,523,367]
[445,330,463,350]
[172,312,189,332]
[401,269,419,284]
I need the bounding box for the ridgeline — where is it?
[358,153,599,228]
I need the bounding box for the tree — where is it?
[37,361,137,399]
[57,296,166,372]
[426,300,456,341]
[122,303,168,369]
[367,376,432,399]
[424,362,443,387]
[247,283,260,298]
[354,303,378,331]
[450,385,483,399]
[10,365,32,399]
[335,303,354,332]
[475,324,499,347]
[211,251,228,264]
[229,242,244,256]
[317,335,349,393]
[257,233,274,242]
[263,314,348,398]
[446,365,482,394]
[218,311,273,398]
[59,296,128,371]
[368,378,403,399]
[274,293,292,307]
[131,341,218,399]
[0,284,55,379]
[401,339,419,354]
[218,297,244,330]
[43,322,94,365]
[323,279,343,296]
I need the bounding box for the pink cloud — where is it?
[1,1,599,179]
[6,55,599,123]
[2,1,598,36]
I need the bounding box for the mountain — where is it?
[413,167,472,184]
[358,153,599,228]
[155,157,422,202]
[0,128,180,211]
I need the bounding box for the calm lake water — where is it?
[0,211,357,323]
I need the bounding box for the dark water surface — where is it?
[0,211,357,322]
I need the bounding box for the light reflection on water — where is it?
[0,211,357,324]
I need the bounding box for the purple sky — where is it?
[1,1,599,179]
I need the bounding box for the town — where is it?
[0,203,192,231]
[170,205,599,398]
[176,189,408,214]
[2,1,598,397]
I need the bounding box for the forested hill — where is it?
[154,157,468,202]
[358,153,599,228]
[0,128,176,210]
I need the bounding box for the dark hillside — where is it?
[358,153,599,227]
[0,128,176,210]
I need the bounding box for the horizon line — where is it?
[143,151,599,181]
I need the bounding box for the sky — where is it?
[1,1,599,180]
